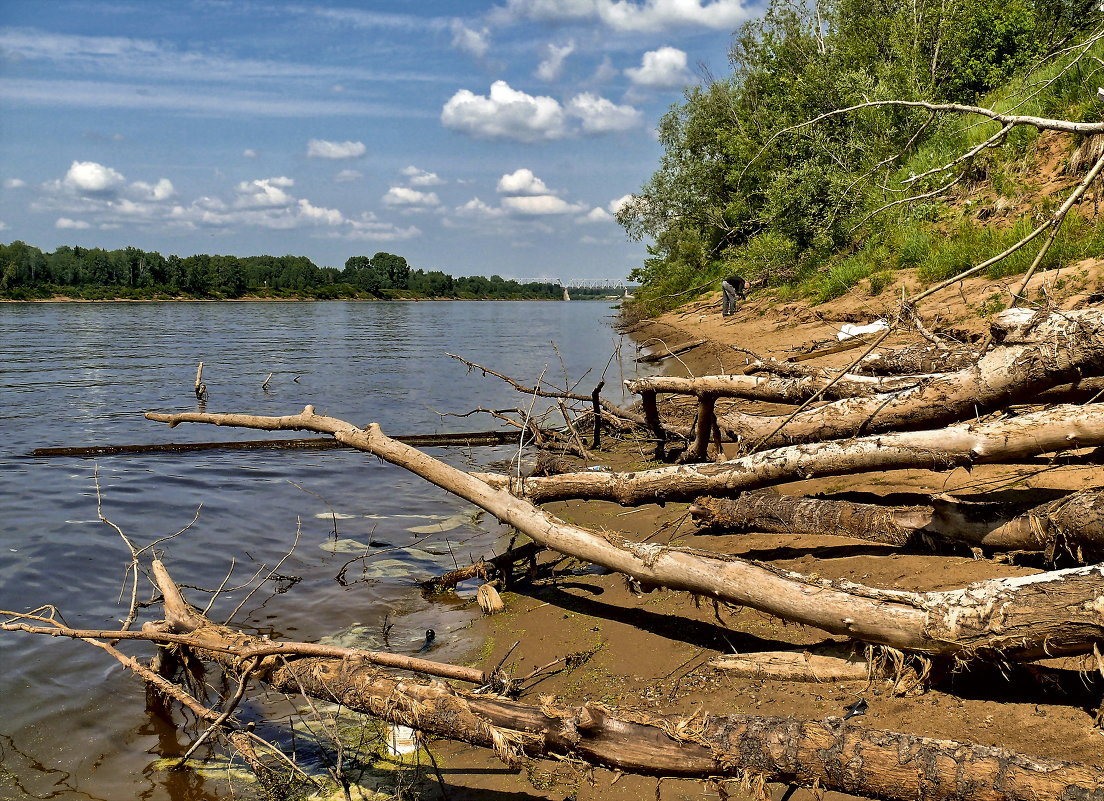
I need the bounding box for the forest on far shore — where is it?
[0,241,620,300]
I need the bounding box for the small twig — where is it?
[178,656,261,765]
[224,520,303,625]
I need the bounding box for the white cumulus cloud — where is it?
[566,93,642,133]
[56,217,91,229]
[608,194,634,213]
[4,178,26,189]
[536,40,575,81]
[235,177,295,208]
[453,197,507,219]
[63,160,126,194]
[307,139,367,159]
[498,0,750,31]
[130,178,175,201]
[335,169,364,183]
[502,195,585,215]
[383,186,441,207]
[626,46,693,88]
[581,206,614,223]
[441,81,567,143]
[243,148,258,159]
[401,166,445,187]
[497,168,553,196]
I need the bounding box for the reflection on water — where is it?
[0,300,645,800]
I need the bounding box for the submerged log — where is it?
[149,560,1104,801]
[147,406,1104,660]
[32,430,522,458]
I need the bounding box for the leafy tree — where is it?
[372,252,410,290]
[618,0,1101,309]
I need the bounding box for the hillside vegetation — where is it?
[619,0,1104,314]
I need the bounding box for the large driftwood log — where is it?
[478,403,1104,505]
[704,309,1104,451]
[690,489,929,545]
[856,342,983,375]
[147,406,1104,660]
[149,560,1104,801]
[689,488,1104,555]
[627,372,939,404]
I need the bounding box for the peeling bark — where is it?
[855,342,983,374]
[690,489,929,545]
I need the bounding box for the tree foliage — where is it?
[0,241,609,301]
[618,0,1100,311]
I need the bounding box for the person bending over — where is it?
[722,275,748,316]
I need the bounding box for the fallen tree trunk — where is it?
[146,406,1104,660]
[711,309,1104,450]
[148,560,1104,801]
[689,488,1104,556]
[690,489,929,545]
[627,372,938,404]
[856,342,984,375]
[476,403,1104,505]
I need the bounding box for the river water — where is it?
[0,300,644,801]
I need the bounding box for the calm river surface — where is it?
[0,300,646,801]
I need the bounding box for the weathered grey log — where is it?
[690,489,929,545]
[856,342,983,374]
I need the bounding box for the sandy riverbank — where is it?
[428,261,1104,801]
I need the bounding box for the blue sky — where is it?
[0,0,756,281]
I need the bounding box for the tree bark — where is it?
[627,372,938,404]
[855,342,983,375]
[146,406,1104,660]
[711,310,1104,449]
[148,560,1104,801]
[690,489,929,545]
[478,403,1104,505]
[690,489,1104,557]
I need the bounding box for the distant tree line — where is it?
[0,241,615,300]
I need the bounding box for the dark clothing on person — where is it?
[722,275,747,316]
